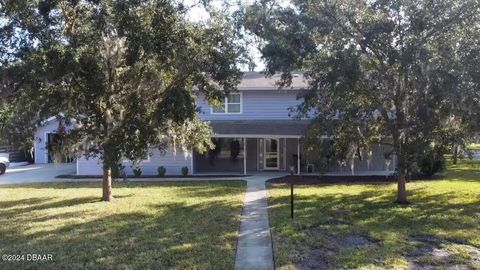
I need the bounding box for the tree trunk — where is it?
[395,153,409,204]
[453,145,458,165]
[102,165,113,202]
[395,172,409,204]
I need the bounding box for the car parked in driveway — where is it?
[0,154,10,175]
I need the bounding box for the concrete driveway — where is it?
[0,163,76,185]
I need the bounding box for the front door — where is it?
[264,138,279,170]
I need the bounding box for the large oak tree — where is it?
[241,0,480,203]
[1,0,243,201]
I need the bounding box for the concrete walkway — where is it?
[235,174,286,270]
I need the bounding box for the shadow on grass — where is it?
[0,182,245,270]
[0,197,53,209]
[268,184,480,269]
[0,181,246,197]
[0,197,101,217]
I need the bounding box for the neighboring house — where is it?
[34,72,396,176]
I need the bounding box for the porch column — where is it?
[243,138,247,175]
[351,155,355,176]
[191,146,194,175]
[297,138,300,175]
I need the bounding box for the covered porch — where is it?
[192,120,309,175]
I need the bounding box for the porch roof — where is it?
[210,120,310,138]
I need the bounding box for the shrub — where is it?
[132,166,142,177]
[111,163,125,178]
[418,154,445,177]
[181,166,189,176]
[157,166,166,177]
[410,147,446,177]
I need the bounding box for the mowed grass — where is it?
[0,181,246,270]
[468,143,480,150]
[268,159,480,269]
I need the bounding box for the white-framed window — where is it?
[211,92,242,114]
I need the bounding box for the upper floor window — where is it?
[212,92,242,114]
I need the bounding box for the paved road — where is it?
[0,163,76,185]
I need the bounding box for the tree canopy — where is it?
[241,0,480,203]
[0,0,244,201]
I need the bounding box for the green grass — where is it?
[268,159,480,269]
[468,143,480,150]
[0,181,246,270]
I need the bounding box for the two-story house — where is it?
[34,72,396,176]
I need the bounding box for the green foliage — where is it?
[0,99,35,157]
[412,147,446,177]
[0,103,12,145]
[157,166,166,177]
[181,166,189,176]
[111,163,125,179]
[132,166,142,177]
[242,0,480,186]
[1,1,243,178]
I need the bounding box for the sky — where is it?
[184,0,266,71]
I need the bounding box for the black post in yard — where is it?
[290,183,294,220]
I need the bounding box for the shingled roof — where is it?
[237,72,309,90]
[210,120,310,137]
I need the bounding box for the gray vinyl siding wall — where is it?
[197,90,302,121]
[34,121,58,164]
[77,148,192,176]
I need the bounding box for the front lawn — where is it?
[268,159,480,269]
[468,143,480,150]
[0,181,246,270]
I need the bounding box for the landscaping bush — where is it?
[157,166,166,177]
[112,163,125,178]
[409,147,446,177]
[181,166,189,176]
[418,154,445,176]
[133,166,142,177]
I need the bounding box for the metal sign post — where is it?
[290,183,294,220]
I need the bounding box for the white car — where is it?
[0,154,9,175]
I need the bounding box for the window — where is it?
[212,93,242,114]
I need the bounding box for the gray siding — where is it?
[197,90,302,121]
[77,148,192,176]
